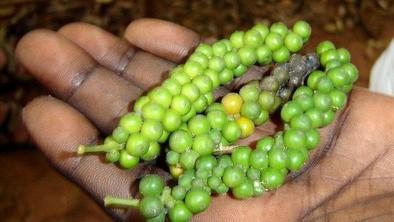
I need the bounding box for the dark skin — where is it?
[16,19,394,221]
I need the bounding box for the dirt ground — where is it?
[0,150,111,222]
[1,1,394,222]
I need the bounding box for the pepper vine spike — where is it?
[75,20,360,222]
[77,143,122,155]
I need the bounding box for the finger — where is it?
[124,18,200,63]
[16,29,142,133]
[122,50,174,89]
[22,96,145,221]
[58,22,175,90]
[58,22,136,74]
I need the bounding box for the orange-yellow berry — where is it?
[222,93,243,115]
[169,165,184,179]
[236,116,255,138]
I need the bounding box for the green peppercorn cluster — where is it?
[78,20,311,170]
[163,41,356,221]
[78,21,358,222]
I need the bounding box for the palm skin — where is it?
[16,19,394,222]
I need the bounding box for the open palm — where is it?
[16,19,394,221]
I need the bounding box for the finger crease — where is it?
[117,48,145,90]
[118,47,138,77]
[66,63,99,102]
[112,42,136,75]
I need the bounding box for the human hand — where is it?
[16,19,394,221]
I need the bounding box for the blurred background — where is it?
[0,0,393,221]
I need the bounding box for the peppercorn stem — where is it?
[160,186,175,208]
[213,145,239,155]
[77,144,121,155]
[104,196,140,208]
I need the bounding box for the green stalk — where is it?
[104,196,140,208]
[160,186,175,208]
[77,143,121,155]
[213,144,239,155]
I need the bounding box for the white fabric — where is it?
[369,39,394,96]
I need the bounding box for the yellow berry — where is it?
[222,93,243,115]
[236,116,255,138]
[169,165,184,179]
